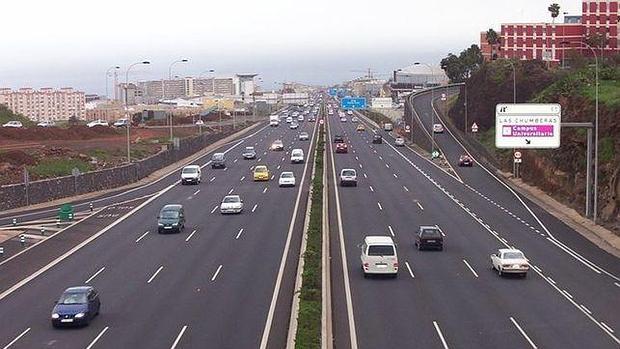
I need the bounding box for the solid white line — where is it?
[2,327,30,349]
[211,264,222,281]
[228,188,234,194]
[403,185,409,192]
[462,260,479,278]
[388,225,395,237]
[405,261,415,278]
[416,202,424,211]
[235,228,244,240]
[135,231,149,243]
[377,202,383,211]
[545,237,602,274]
[433,321,449,349]
[252,204,258,213]
[263,187,268,193]
[86,326,109,349]
[147,266,164,284]
[193,189,201,195]
[601,322,614,333]
[85,267,106,284]
[615,282,620,288]
[369,186,374,192]
[510,317,538,348]
[532,265,542,273]
[185,230,197,242]
[211,205,218,214]
[170,325,188,349]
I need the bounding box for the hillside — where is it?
[447,58,619,232]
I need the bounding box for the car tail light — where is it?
[363,263,369,267]
[393,262,399,268]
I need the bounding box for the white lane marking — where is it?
[358,163,363,169]
[563,290,574,299]
[510,317,538,348]
[388,225,395,237]
[223,167,228,171]
[403,185,409,192]
[235,228,244,240]
[405,262,415,279]
[548,277,557,285]
[369,186,374,192]
[135,231,149,243]
[86,326,109,349]
[85,267,106,284]
[170,325,188,349]
[257,158,262,162]
[462,260,479,278]
[3,327,30,349]
[281,157,285,161]
[377,202,383,211]
[211,265,223,281]
[228,188,234,194]
[271,175,275,180]
[363,173,368,179]
[240,176,245,181]
[545,237,601,274]
[185,230,197,242]
[581,304,593,315]
[532,265,542,273]
[433,321,449,349]
[393,173,398,178]
[210,177,216,182]
[211,205,218,214]
[379,156,383,160]
[193,189,201,196]
[416,202,424,211]
[601,322,614,334]
[615,282,620,288]
[147,266,164,284]
[234,158,238,163]
[252,204,258,213]
[385,163,390,168]
[263,187,268,193]
[355,156,359,160]
[277,165,281,170]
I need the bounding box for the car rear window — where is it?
[504,252,524,259]
[367,245,395,256]
[421,229,441,238]
[223,197,240,203]
[160,210,179,219]
[342,170,356,176]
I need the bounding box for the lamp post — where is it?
[125,61,150,163]
[105,66,120,100]
[414,62,436,157]
[164,59,189,99]
[561,40,599,222]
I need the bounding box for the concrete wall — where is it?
[0,128,239,211]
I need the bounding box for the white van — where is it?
[291,149,304,163]
[269,115,279,127]
[181,165,201,185]
[360,236,398,277]
[383,123,393,131]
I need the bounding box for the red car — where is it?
[458,155,473,167]
[336,143,348,153]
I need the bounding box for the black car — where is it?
[334,135,344,143]
[415,225,444,250]
[51,286,100,327]
[157,204,186,233]
[372,134,383,144]
[211,153,226,169]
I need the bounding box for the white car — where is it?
[291,149,304,163]
[351,117,359,123]
[339,169,357,186]
[394,137,405,146]
[432,123,444,133]
[297,115,304,122]
[286,117,293,123]
[220,195,244,214]
[195,120,205,126]
[37,120,55,127]
[299,132,309,141]
[181,165,201,184]
[87,119,109,128]
[347,110,353,116]
[360,236,398,278]
[271,139,284,151]
[290,122,299,129]
[2,120,23,128]
[113,118,128,127]
[340,117,347,122]
[278,172,296,187]
[491,248,529,277]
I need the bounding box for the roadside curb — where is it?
[498,170,620,258]
[321,126,333,349]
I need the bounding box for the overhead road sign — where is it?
[495,103,561,149]
[341,97,367,110]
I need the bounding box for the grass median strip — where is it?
[295,122,324,348]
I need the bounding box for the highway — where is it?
[0,116,317,348]
[327,96,619,349]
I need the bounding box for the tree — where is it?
[440,45,483,83]
[548,3,560,23]
[486,28,500,60]
[585,32,608,49]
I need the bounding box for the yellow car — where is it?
[253,165,270,181]
[356,124,366,132]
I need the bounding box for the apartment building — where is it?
[0,87,85,121]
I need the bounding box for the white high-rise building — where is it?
[0,87,86,121]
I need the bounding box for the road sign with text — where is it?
[341,97,367,110]
[495,103,561,149]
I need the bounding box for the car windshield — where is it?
[342,170,356,176]
[503,251,525,259]
[58,292,87,304]
[223,196,240,203]
[421,229,441,238]
[292,151,302,156]
[212,154,224,160]
[160,210,179,219]
[244,147,254,152]
[182,168,197,174]
[367,245,395,256]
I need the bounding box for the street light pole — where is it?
[125,61,150,163]
[105,66,120,100]
[165,59,189,99]
[561,41,599,222]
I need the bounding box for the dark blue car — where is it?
[51,286,100,327]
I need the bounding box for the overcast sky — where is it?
[0,0,580,94]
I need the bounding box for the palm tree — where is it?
[548,3,561,23]
[486,28,500,60]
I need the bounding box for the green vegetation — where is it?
[599,137,615,163]
[581,79,620,109]
[440,44,483,83]
[361,110,391,125]
[28,158,92,178]
[295,117,324,349]
[0,105,33,126]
